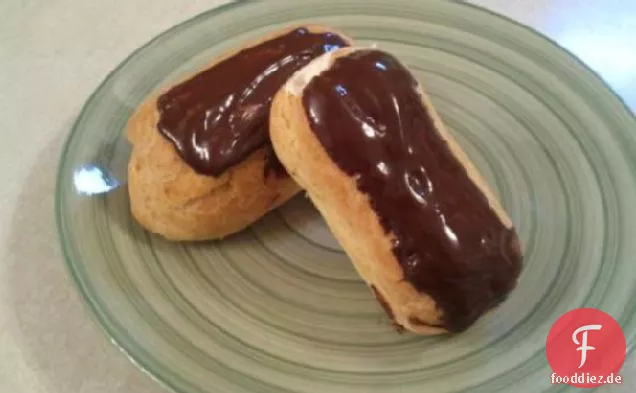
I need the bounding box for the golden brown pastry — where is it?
[270,47,523,334]
[127,25,352,241]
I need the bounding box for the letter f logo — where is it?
[572,324,603,368]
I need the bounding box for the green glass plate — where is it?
[55,1,636,392]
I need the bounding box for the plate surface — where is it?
[56,1,636,392]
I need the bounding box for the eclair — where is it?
[127,26,352,241]
[270,48,523,334]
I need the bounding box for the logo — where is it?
[573,324,602,368]
[546,308,626,388]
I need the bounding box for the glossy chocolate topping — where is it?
[157,27,349,177]
[302,50,522,332]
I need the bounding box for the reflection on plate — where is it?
[55,1,636,392]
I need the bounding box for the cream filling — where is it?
[285,51,336,96]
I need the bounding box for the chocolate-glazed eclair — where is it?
[127,26,352,241]
[270,48,523,334]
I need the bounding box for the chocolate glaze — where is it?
[302,50,522,332]
[157,27,349,177]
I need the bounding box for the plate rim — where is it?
[54,1,636,392]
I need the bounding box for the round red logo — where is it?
[546,308,626,388]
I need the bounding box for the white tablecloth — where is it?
[1,0,634,391]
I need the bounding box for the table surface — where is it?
[1,0,634,392]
